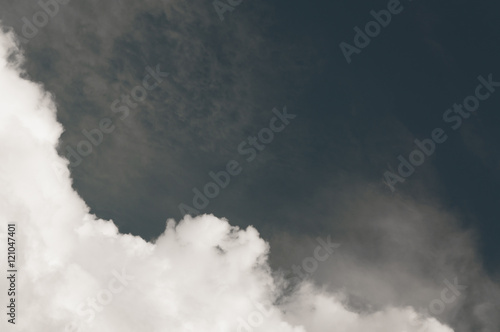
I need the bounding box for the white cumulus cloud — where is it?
[0,27,454,332]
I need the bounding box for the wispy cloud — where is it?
[0,28,461,332]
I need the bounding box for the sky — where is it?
[0,0,499,331]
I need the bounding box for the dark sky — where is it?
[2,0,500,284]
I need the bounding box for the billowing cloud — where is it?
[0,27,459,332]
